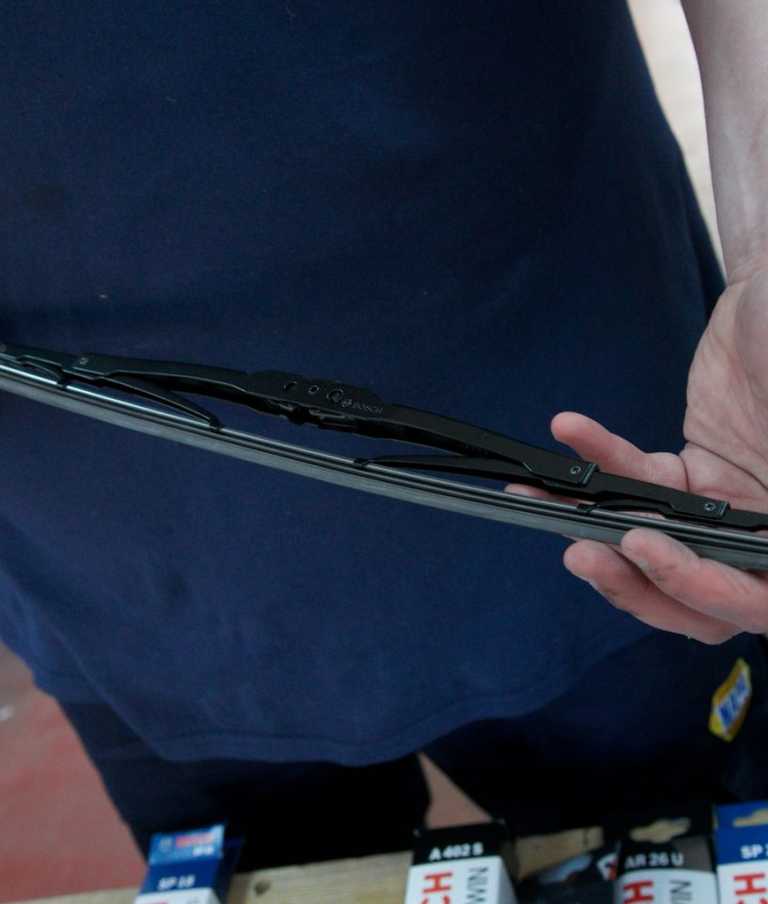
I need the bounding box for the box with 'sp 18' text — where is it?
[403,821,517,904]
[134,824,242,904]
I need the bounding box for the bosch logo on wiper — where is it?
[342,398,384,415]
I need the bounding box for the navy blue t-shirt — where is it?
[0,2,723,764]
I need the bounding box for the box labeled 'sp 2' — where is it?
[715,800,768,904]
[404,821,517,904]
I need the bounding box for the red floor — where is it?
[0,642,488,903]
[0,643,145,903]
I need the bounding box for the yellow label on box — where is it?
[709,658,751,742]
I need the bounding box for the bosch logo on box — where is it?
[177,832,217,849]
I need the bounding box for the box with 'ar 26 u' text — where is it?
[614,835,717,904]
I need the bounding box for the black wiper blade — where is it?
[0,342,226,427]
[0,341,596,482]
[354,454,767,531]
[2,341,768,570]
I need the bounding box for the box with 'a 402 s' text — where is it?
[403,821,517,904]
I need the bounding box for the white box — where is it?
[403,821,517,904]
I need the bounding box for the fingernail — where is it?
[567,569,601,592]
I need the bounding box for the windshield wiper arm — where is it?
[2,340,768,568]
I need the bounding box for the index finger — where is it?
[619,527,768,634]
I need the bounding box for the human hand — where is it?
[505,268,768,643]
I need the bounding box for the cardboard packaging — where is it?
[134,824,242,904]
[403,821,518,904]
[714,800,768,904]
[614,836,717,903]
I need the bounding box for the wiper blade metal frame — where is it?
[2,346,768,572]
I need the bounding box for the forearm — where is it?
[680,0,768,283]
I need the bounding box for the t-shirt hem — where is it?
[33,623,653,766]
[132,692,572,765]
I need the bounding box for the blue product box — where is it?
[715,800,768,904]
[134,824,243,904]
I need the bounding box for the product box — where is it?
[516,843,618,903]
[134,824,243,904]
[403,821,518,904]
[614,836,717,903]
[714,800,768,904]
